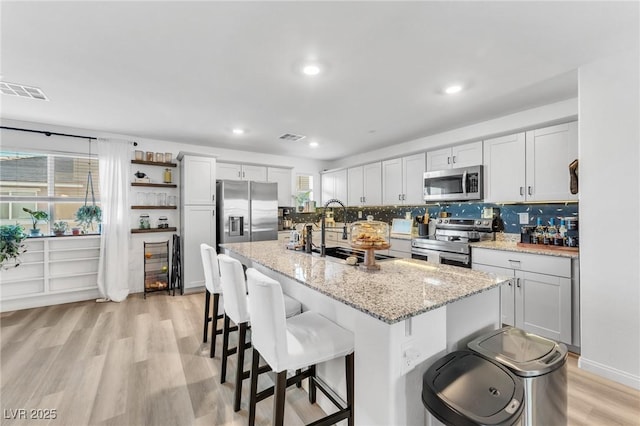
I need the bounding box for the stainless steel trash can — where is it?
[422,350,525,426]
[468,327,568,426]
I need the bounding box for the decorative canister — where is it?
[163,168,172,183]
[139,214,150,229]
[146,151,154,161]
[158,216,168,229]
[155,152,164,163]
[134,150,143,160]
[164,152,172,163]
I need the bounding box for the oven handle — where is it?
[438,252,470,264]
[411,247,441,262]
[462,169,467,194]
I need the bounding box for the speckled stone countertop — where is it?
[221,240,508,324]
[471,234,579,259]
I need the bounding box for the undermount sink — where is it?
[312,246,396,263]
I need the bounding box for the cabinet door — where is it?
[382,158,403,205]
[347,166,364,206]
[267,167,292,207]
[472,263,515,326]
[402,153,426,205]
[452,141,483,168]
[426,147,452,171]
[182,205,216,289]
[483,133,526,203]
[516,270,572,344]
[217,162,242,180]
[242,165,268,181]
[362,162,382,206]
[321,172,334,205]
[183,156,216,205]
[333,169,348,203]
[525,122,578,202]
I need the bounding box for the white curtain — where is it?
[96,138,130,302]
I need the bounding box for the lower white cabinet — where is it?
[181,205,216,290]
[388,238,411,259]
[472,248,575,345]
[0,236,101,312]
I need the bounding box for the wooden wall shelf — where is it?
[131,160,177,167]
[131,227,177,234]
[131,182,177,188]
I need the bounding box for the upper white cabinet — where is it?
[181,155,217,205]
[217,162,267,181]
[426,141,483,171]
[347,162,382,206]
[267,167,292,207]
[382,153,425,205]
[483,122,578,203]
[322,169,348,205]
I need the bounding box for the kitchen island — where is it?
[221,240,509,425]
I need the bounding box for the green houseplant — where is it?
[22,207,49,237]
[292,191,311,212]
[75,205,102,234]
[0,224,27,269]
[52,221,69,236]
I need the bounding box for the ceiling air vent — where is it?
[279,133,306,142]
[0,82,49,101]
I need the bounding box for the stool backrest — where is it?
[200,243,221,294]
[246,268,288,370]
[217,254,250,324]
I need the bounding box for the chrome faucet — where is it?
[321,199,348,257]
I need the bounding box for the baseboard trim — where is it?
[0,288,101,313]
[578,356,640,390]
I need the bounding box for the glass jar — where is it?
[350,218,390,249]
[158,216,168,229]
[139,214,150,229]
[146,151,154,161]
[158,192,167,206]
[163,168,172,183]
[155,152,164,163]
[168,195,177,206]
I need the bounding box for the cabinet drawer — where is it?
[472,248,571,278]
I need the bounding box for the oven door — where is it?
[411,247,441,263]
[411,247,471,268]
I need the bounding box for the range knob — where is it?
[444,219,449,224]
[475,220,481,225]
[483,220,490,226]
[437,219,443,224]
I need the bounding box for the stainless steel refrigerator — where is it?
[216,180,278,247]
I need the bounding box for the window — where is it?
[294,174,314,208]
[0,151,100,234]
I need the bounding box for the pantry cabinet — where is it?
[426,140,483,171]
[321,169,348,205]
[382,153,425,205]
[472,248,576,345]
[217,162,267,181]
[347,162,382,206]
[483,122,578,203]
[267,167,292,206]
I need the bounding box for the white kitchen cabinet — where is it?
[182,155,217,205]
[483,122,578,203]
[217,162,267,181]
[267,167,292,206]
[426,141,483,171]
[347,162,382,206]
[321,169,348,205]
[382,153,425,205]
[472,248,574,345]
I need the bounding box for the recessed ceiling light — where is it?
[444,84,463,95]
[302,64,322,76]
[309,141,319,148]
[232,128,245,135]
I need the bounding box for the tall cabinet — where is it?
[178,153,217,290]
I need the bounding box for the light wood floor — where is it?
[1,293,639,426]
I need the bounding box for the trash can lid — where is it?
[468,326,568,377]
[422,350,524,426]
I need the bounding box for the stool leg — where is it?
[273,370,287,426]
[296,369,302,388]
[220,315,231,384]
[233,322,248,412]
[210,293,220,358]
[346,352,355,426]
[248,349,260,426]
[308,364,317,404]
[203,289,211,343]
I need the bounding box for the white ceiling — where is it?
[1,1,638,161]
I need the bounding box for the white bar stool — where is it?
[217,254,302,412]
[246,268,355,426]
[200,243,226,358]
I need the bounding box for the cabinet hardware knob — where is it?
[447,157,451,164]
[516,278,521,288]
[528,186,532,195]
[452,156,456,163]
[519,186,524,196]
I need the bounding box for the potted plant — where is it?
[75,205,102,234]
[52,221,69,236]
[22,207,49,237]
[0,224,27,269]
[292,191,311,213]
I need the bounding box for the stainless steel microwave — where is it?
[423,165,483,202]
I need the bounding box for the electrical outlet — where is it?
[358,211,362,219]
[401,340,422,374]
[518,212,529,224]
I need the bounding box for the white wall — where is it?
[578,49,640,389]
[327,98,578,170]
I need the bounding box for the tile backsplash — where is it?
[288,202,578,234]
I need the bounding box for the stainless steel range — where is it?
[411,217,497,268]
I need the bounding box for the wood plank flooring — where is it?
[1,293,639,426]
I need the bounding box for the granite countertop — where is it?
[471,239,579,259]
[221,240,508,324]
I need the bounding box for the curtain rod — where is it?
[0,126,138,146]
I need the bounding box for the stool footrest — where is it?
[313,376,347,411]
[255,368,314,403]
